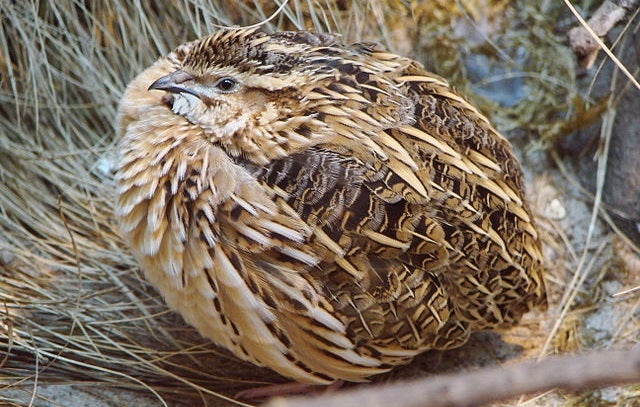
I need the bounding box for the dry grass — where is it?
[1,1,638,406]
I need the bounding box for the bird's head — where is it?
[148,28,411,163]
[147,28,336,161]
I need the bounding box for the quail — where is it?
[115,28,546,384]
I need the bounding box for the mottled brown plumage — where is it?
[115,28,546,384]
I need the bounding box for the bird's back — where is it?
[247,44,545,356]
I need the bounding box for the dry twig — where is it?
[568,0,640,69]
[265,348,640,407]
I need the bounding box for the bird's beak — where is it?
[148,70,197,96]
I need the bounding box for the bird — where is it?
[114,27,546,385]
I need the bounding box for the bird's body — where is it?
[115,28,545,384]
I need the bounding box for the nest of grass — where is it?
[1,1,638,406]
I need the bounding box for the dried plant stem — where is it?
[565,0,640,92]
[266,348,640,407]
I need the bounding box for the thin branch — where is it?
[565,0,640,93]
[265,348,640,407]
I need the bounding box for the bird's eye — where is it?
[213,77,239,93]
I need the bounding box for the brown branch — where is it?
[568,0,639,68]
[264,348,640,407]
